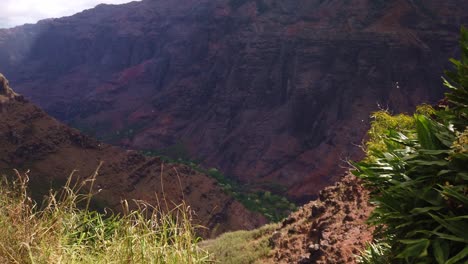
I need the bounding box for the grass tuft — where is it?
[0,169,212,263]
[200,224,277,264]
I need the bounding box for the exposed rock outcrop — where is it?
[0,73,21,104]
[265,174,374,263]
[0,74,267,237]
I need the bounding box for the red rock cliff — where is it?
[0,0,466,202]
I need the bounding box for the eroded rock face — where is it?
[0,0,467,201]
[266,174,374,264]
[0,74,267,237]
[0,73,20,101]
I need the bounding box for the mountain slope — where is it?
[0,73,266,237]
[0,0,467,201]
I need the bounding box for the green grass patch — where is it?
[200,223,277,264]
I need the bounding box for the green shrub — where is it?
[353,28,468,263]
[364,110,415,161]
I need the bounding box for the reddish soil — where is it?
[265,174,374,263]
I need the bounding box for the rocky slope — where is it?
[203,173,374,263]
[0,73,266,237]
[264,174,374,263]
[0,0,467,202]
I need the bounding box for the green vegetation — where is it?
[364,110,415,161]
[357,240,392,264]
[0,169,211,263]
[142,150,297,222]
[200,223,277,264]
[354,28,468,263]
[363,104,436,162]
[202,167,296,222]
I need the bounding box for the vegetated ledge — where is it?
[0,73,267,238]
[140,150,298,223]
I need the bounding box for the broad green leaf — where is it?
[418,149,450,155]
[408,160,448,166]
[431,231,468,243]
[415,115,440,150]
[433,239,449,264]
[396,239,430,258]
[438,185,468,205]
[410,207,443,215]
[437,170,454,176]
[444,215,468,221]
[446,245,468,264]
[429,213,468,241]
[455,172,468,181]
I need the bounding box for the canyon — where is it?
[0,0,467,202]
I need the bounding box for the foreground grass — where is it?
[200,224,278,264]
[0,169,212,264]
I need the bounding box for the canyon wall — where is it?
[0,0,466,201]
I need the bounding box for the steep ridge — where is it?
[0,0,467,202]
[0,73,266,237]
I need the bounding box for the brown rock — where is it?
[0,73,21,105]
[263,174,374,264]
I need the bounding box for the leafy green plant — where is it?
[357,240,392,264]
[353,27,468,264]
[441,27,468,130]
[363,110,415,161]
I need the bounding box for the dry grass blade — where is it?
[0,168,212,263]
